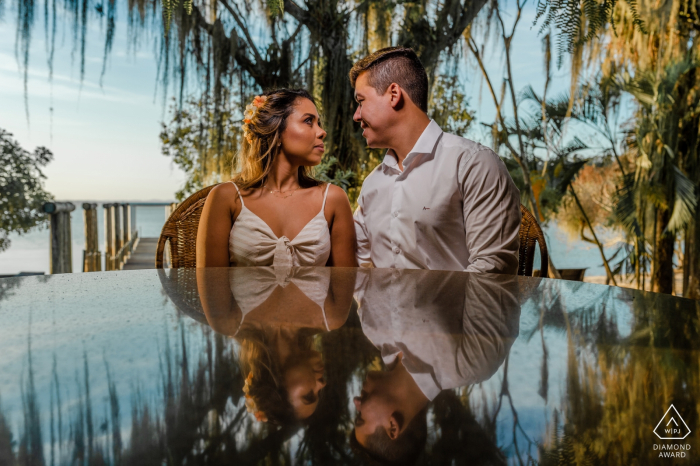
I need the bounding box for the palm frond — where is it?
[666,166,697,232]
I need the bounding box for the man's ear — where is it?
[387,411,404,440]
[387,83,404,110]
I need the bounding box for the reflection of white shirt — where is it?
[353,120,521,274]
[355,269,521,400]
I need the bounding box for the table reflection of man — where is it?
[196,267,356,425]
[351,269,521,465]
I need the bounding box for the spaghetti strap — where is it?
[321,306,330,332]
[320,183,331,212]
[229,181,245,207]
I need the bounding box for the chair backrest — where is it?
[518,204,549,277]
[156,184,220,269]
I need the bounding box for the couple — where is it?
[196,47,521,272]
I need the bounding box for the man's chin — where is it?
[364,139,381,149]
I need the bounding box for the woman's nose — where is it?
[353,397,361,410]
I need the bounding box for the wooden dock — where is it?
[122,238,159,270]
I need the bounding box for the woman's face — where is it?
[278,98,327,166]
[284,350,326,420]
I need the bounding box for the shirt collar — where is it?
[381,120,443,173]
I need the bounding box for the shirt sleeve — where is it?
[458,148,521,274]
[353,193,373,268]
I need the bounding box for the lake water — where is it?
[0,202,621,276]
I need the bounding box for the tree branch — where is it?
[570,184,618,285]
[219,0,264,65]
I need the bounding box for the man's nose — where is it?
[353,397,361,410]
[318,377,327,389]
[353,105,362,122]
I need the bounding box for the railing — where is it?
[103,203,138,271]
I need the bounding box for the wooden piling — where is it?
[114,203,123,257]
[82,203,101,272]
[42,202,75,274]
[104,203,116,271]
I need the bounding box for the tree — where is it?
[7,0,488,201]
[0,129,54,253]
[580,0,700,295]
[618,62,699,295]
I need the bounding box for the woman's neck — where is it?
[257,326,296,367]
[266,155,300,191]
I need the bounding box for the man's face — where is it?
[352,370,398,445]
[353,72,394,148]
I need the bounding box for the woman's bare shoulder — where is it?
[324,183,351,209]
[208,182,240,206]
[207,182,238,200]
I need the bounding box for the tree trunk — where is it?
[652,207,675,294]
[687,211,700,299]
[682,226,690,296]
[319,26,361,173]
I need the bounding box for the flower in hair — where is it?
[242,372,268,422]
[242,95,268,144]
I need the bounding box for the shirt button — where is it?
[394,248,401,254]
[393,211,398,217]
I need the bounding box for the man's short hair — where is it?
[349,407,428,466]
[349,47,429,113]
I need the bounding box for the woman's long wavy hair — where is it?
[236,326,319,426]
[233,88,321,190]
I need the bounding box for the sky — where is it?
[0,4,186,202]
[0,1,573,203]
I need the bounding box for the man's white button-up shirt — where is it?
[354,120,521,274]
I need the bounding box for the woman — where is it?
[196,266,357,424]
[196,89,357,267]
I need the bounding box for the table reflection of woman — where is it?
[197,267,356,425]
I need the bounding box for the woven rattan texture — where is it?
[156,184,219,269]
[518,204,549,277]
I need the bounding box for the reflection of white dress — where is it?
[230,267,332,331]
[228,182,332,267]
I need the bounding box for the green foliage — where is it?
[429,74,475,137]
[160,97,239,202]
[618,59,699,234]
[534,0,646,66]
[314,156,355,192]
[268,0,283,16]
[0,128,54,253]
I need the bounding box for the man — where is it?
[351,47,521,273]
[351,268,521,464]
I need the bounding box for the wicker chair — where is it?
[156,183,220,269]
[518,204,549,277]
[156,186,549,277]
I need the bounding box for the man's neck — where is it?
[388,115,431,170]
[389,357,429,420]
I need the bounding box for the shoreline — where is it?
[583,270,686,297]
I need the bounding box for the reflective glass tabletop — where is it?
[0,268,697,465]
